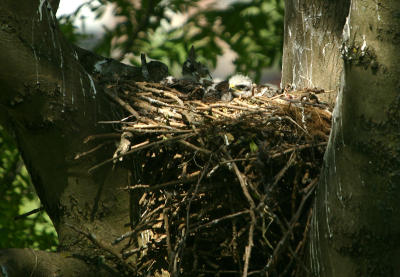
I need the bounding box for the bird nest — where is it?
[88,80,331,276]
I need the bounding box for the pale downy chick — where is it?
[228,74,253,98]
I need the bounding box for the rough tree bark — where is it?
[283,0,400,276]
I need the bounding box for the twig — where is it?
[122,171,200,192]
[263,180,317,272]
[163,207,173,269]
[281,97,328,109]
[122,245,148,259]
[178,140,212,155]
[222,148,256,277]
[218,142,328,164]
[83,133,120,143]
[301,177,319,194]
[190,210,250,232]
[232,98,260,109]
[172,161,210,276]
[122,128,192,134]
[222,149,255,209]
[121,184,150,190]
[14,207,44,220]
[74,142,109,160]
[283,116,309,135]
[127,123,177,129]
[270,142,327,158]
[66,223,135,273]
[97,120,135,124]
[88,133,196,173]
[206,104,259,112]
[279,207,313,277]
[105,91,140,119]
[270,151,296,190]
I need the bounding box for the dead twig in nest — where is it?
[223,149,256,277]
[263,179,317,272]
[88,133,196,173]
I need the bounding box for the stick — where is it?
[83,133,121,143]
[264,180,316,272]
[270,151,296,190]
[123,128,192,134]
[66,223,136,273]
[222,148,256,277]
[14,207,44,220]
[74,143,109,160]
[191,210,250,232]
[88,133,196,173]
[178,140,212,155]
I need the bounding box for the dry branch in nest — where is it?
[86,80,331,276]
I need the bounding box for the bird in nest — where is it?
[228,74,254,98]
[161,46,212,95]
[228,74,280,99]
[182,46,212,82]
[203,74,254,102]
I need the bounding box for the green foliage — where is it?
[0,126,58,250]
[58,15,93,45]
[185,0,284,81]
[62,0,284,82]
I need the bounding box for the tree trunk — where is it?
[283,0,400,276]
[282,0,350,104]
[0,0,146,274]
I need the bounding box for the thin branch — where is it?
[66,223,135,273]
[88,133,196,173]
[191,210,250,232]
[83,133,120,143]
[270,151,297,190]
[163,207,173,270]
[105,90,155,125]
[74,142,110,160]
[14,207,44,220]
[178,140,212,155]
[222,148,256,277]
[264,180,317,272]
[123,128,192,134]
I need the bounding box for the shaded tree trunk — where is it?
[283,0,400,276]
[0,0,146,274]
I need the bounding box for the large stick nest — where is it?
[87,80,331,276]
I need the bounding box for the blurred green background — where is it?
[0,126,57,250]
[0,0,284,251]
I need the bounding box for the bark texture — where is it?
[0,0,152,274]
[309,1,400,276]
[282,0,350,104]
[0,248,110,276]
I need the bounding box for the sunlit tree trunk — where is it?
[284,0,400,276]
[282,0,350,104]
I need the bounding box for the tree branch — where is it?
[0,248,111,277]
